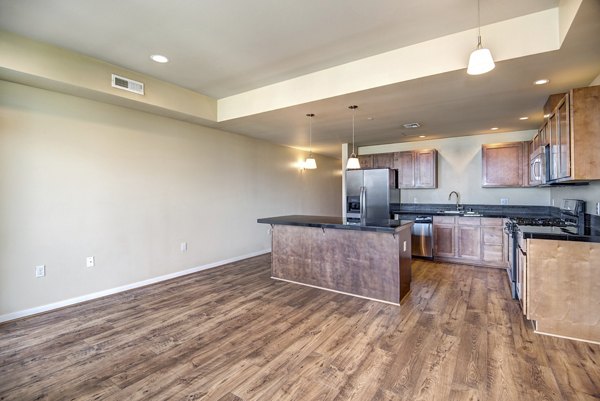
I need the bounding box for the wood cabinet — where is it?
[433,216,456,258]
[393,149,437,189]
[433,216,507,268]
[357,154,373,169]
[525,239,600,344]
[372,152,394,169]
[481,218,505,264]
[481,142,529,187]
[544,86,600,182]
[548,94,571,181]
[532,122,548,149]
[457,218,481,260]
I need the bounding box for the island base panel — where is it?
[271,224,411,304]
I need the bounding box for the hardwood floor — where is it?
[1,254,599,400]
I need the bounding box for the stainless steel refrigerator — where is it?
[346,168,399,221]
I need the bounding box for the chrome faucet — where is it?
[448,191,462,211]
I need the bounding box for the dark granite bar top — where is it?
[257,215,413,233]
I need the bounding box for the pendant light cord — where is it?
[306,113,314,155]
[477,0,482,48]
[352,111,355,155]
[349,105,358,156]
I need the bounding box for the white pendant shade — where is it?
[346,156,361,170]
[304,156,317,169]
[467,47,495,75]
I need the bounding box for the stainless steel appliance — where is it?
[346,169,399,221]
[412,216,433,258]
[504,199,585,300]
[529,145,546,185]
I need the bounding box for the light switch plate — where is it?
[35,265,45,278]
[500,198,509,205]
[86,256,94,268]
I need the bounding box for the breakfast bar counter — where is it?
[257,215,413,305]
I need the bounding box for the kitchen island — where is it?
[257,215,413,305]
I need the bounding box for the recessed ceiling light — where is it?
[150,54,169,63]
[367,117,374,120]
[490,127,499,131]
[534,79,549,85]
[419,135,426,138]
[403,122,421,129]
[519,117,529,120]
[543,113,551,118]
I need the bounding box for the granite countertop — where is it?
[390,203,555,219]
[257,215,413,233]
[391,203,600,243]
[519,225,600,243]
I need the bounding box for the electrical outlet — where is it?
[403,241,407,252]
[500,198,509,205]
[86,256,95,268]
[35,265,45,278]
[180,242,187,252]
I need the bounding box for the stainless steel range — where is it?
[504,199,585,300]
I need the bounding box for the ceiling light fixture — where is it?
[150,54,169,63]
[519,117,529,120]
[467,0,495,75]
[490,127,499,131]
[534,79,550,85]
[346,105,361,170]
[419,135,427,138]
[304,113,317,170]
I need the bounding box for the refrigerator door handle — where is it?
[360,186,366,220]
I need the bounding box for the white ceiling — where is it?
[1,0,599,158]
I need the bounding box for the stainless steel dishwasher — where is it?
[411,216,433,258]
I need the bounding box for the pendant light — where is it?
[467,0,495,75]
[346,105,361,169]
[304,113,317,169]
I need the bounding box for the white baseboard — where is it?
[0,249,271,324]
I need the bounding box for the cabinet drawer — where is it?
[482,227,503,245]
[481,218,503,227]
[458,217,480,226]
[433,216,456,224]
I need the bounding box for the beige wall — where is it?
[360,131,552,206]
[0,80,342,317]
[550,182,600,215]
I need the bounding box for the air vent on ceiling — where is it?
[402,122,421,129]
[111,74,144,95]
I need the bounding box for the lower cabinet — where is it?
[433,216,507,268]
[457,219,481,260]
[433,218,456,258]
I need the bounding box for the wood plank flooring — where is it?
[1,254,599,400]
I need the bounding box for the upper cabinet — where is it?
[372,152,394,169]
[394,149,438,189]
[544,86,600,183]
[481,142,529,187]
[357,149,438,189]
[357,154,373,169]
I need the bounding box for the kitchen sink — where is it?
[437,210,483,216]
